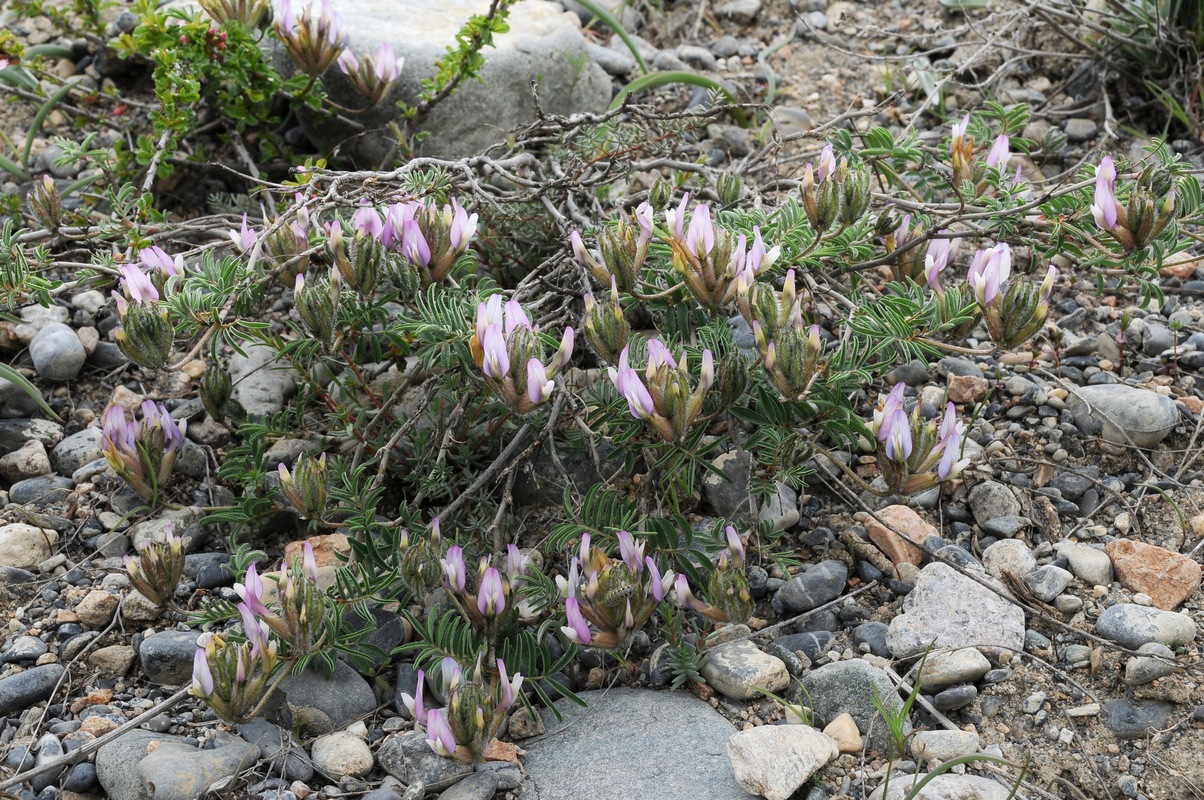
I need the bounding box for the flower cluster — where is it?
[801,143,872,233]
[235,543,327,656]
[664,194,752,310]
[469,295,574,415]
[608,340,713,443]
[190,615,279,724]
[124,524,184,606]
[400,655,523,763]
[274,0,345,76]
[440,538,528,637]
[571,202,654,292]
[113,260,174,370]
[966,242,1056,349]
[337,42,403,105]
[101,401,187,503]
[671,526,753,624]
[870,382,969,494]
[198,0,271,28]
[1091,156,1178,252]
[559,531,674,649]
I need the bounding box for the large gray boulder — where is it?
[520,688,746,800]
[302,0,612,162]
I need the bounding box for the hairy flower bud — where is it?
[116,300,173,370]
[582,280,630,365]
[124,525,185,606]
[277,452,328,520]
[294,271,339,347]
[28,175,62,232]
[716,173,744,206]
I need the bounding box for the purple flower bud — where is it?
[616,530,644,573]
[229,213,257,252]
[336,48,358,75]
[635,202,654,244]
[302,541,318,582]
[191,647,214,697]
[924,233,957,292]
[967,242,1011,307]
[525,359,552,406]
[476,295,503,344]
[666,192,690,241]
[401,668,427,725]
[570,230,591,266]
[554,327,574,370]
[985,134,1010,171]
[442,545,467,593]
[725,525,745,568]
[352,206,383,239]
[952,114,970,143]
[497,658,522,712]
[441,656,463,693]
[561,597,591,645]
[561,555,580,598]
[578,533,592,570]
[503,299,532,334]
[425,708,457,758]
[644,556,671,602]
[506,544,525,580]
[645,338,677,373]
[481,324,510,379]
[119,264,159,305]
[700,349,715,392]
[1092,156,1118,231]
[140,246,178,276]
[401,219,431,266]
[477,567,506,618]
[685,204,715,257]
[817,144,837,182]
[235,563,272,617]
[448,199,477,251]
[674,574,708,613]
[611,347,656,420]
[375,42,402,82]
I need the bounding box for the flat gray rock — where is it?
[519,688,745,800]
[1067,385,1179,448]
[887,563,1025,660]
[0,663,64,715]
[301,0,611,162]
[1096,603,1197,650]
[229,344,296,419]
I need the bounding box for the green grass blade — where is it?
[22,82,77,169]
[572,0,649,75]
[0,363,58,420]
[610,71,748,126]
